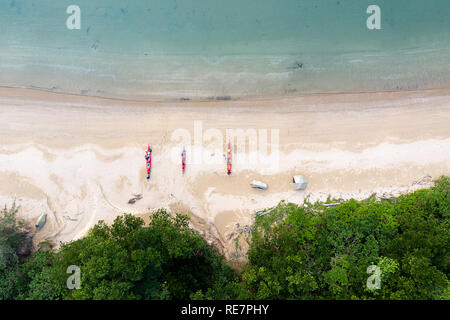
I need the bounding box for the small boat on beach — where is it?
[226,141,232,175]
[292,175,308,190]
[35,213,47,229]
[181,147,186,175]
[251,180,268,190]
[145,145,152,180]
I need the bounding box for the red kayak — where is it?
[226,141,232,175]
[181,148,186,175]
[145,145,152,180]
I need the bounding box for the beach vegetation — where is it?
[237,176,449,300]
[0,176,448,300]
[0,203,32,299]
[7,209,237,300]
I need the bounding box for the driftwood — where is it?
[412,175,432,186]
[227,232,235,240]
[128,194,143,204]
[377,175,433,202]
[255,207,276,217]
[323,203,341,207]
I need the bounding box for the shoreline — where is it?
[0,86,449,258]
[1,85,450,107]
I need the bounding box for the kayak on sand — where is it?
[226,141,232,175]
[181,147,186,175]
[145,145,152,180]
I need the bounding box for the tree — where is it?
[2,176,448,300]
[0,203,32,300]
[31,210,238,300]
[238,177,449,300]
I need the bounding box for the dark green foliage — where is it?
[1,177,449,300]
[18,250,62,300]
[239,176,449,300]
[131,211,239,300]
[0,203,31,270]
[0,203,32,299]
[380,177,449,299]
[18,210,237,300]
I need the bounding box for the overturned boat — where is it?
[35,213,47,229]
[292,175,308,190]
[251,180,268,190]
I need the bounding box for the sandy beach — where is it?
[0,87,449,259]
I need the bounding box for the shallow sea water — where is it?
[1,0,449,100]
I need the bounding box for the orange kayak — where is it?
[226,141,232,175]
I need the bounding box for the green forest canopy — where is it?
[0,176,448,300]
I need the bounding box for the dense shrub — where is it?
[239,176,449,300]
[0,177,448,300]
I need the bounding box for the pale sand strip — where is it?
[0,87,449,258]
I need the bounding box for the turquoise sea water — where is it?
[1,0,449,100]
